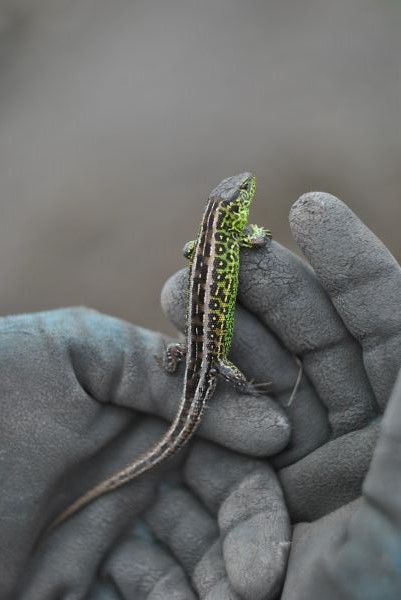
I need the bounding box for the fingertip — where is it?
[160,269,187,333]
[200,390,291,457]
[224,518,290,600]
[221,470,291,599]
[288,189,378,285]
[289,191,346,232]
[160,268,186,313]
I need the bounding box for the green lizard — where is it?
[46,172,271,533]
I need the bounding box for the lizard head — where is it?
[209,172,256,233]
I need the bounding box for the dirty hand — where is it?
[163,189,401,599]
[0,307,289,599]
[164,193,401,600]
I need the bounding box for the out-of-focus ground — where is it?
[0,0,400,334]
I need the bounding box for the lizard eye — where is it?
[239,181,249,191]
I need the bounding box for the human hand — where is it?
[282,368,401,600]
[0,308,290,599]
[281,193,401,599]
[163,190,401,598]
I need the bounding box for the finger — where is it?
[290,192,401,409]
[230,306,328,468]
[237,241,378,436]
[162,270,299,402]
[58,307,290,457]
[193,540,241,600]
[162,271,329,465]
[144,486,246,599]
[184,439,291,599]
[278,420,379,522]
[25,527,197,600]
[101,528,197,600]
[143,487,219,575]
[363,368,401,527]
[281,499,361,600]
[18,417,174,599]
[284,372,401,599]
[298,503,401,600]
[161,269,188,334]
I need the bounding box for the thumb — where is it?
[293,369,401,600]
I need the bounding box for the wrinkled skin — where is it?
[1,193,401,599]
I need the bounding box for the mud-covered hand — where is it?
[0,308,290,599]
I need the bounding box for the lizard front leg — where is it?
[240,224,272,248]
[182,240,196,260]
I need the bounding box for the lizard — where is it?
[45,172,271,535]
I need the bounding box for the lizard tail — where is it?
[42,416,191,539]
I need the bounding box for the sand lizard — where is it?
[46,172,271,533]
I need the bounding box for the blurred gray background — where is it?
[0,0,400,334]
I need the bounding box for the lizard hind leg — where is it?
[156,341,187,374]
[215,359,260,395]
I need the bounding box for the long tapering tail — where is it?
[42,396,204,539]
